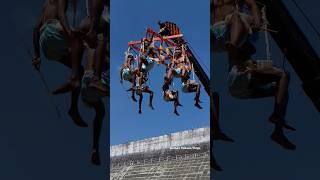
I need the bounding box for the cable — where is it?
[7,19,63,120]
[186,41,210,73]
[21,40,63,120]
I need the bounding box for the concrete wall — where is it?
[111,127,210,157]
[110,127,210,180]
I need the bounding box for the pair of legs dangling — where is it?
[226,11,296,149]
[165,68,202,109]
[162,82,182,116]
[127,73,154,114]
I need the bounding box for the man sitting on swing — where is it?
[162,82,182,116]
[212,0,296,150]
[32,0,88,127]
[181,69,203,109]
[120,53,138,102]
[164,43,190,84]
[127,71,154,114]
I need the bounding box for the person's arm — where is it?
[120,68,123,83]
[32,4,45,70]
[245,0,261,27]
[181,45,186,60]
[58,0,72,36]
[138,58,143,71]
[33,15,43,59]
[185,55,191,69]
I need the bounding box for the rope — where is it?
[261,6,272,62]
[7,17,63,120]
[292,0,320,39]
[20,41,63,120]
[192,63,195,80]
[186,42,210,73]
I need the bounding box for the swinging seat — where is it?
[228,60,277,99]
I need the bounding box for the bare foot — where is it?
[271,131,296,150]
[131,95,137,102]
[91,149,101,166]
[194,102,203,109]
[269,115,296,131]
[52,82,72,95]
[89,78,108,97]
[213,131,234,142]
[68,109,88,128]
[53,79,80,95]
[211,159,223,171]
[174,110,180,116]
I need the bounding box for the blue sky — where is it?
[213,0,320,179]
[110,0,211,145]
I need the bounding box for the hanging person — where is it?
[79,0,110,166]
[127,71,154,114]
[84,0,110,97]
[32,0,88,127]
[181,74,202,109]
[120,53,138,102]
[162,83,182,116]
[164,43,190,85]
[213,0,296,150]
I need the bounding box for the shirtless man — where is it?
[32,0,87,127]
[137,37,161,73]
[80,0,110,166]
[212,0,296,150]
[127,72,154,114]
[162,83,182,116]
[120,54,138,101]
[211,0,260,54]
[164,43,191,86]
[181,77,202,109]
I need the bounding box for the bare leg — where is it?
[166,69,174,84]
[51,57,87,127]
[251,69,295,150]
[228,12,248,47]
[173,92,181,116]
[88,37,108,96]
[130,76,137,102]
[68,87,88,127]
[70,31,85,86]
[194,84,202,109]
[211,140,223,171]
[211,91,234,142]
[51,38,84,94]
[226,13,251,67]
[138,93,143,114]
[176,91,182,106]
[173,99,179,116]
[144,87,154,110]
[90,100,105,166]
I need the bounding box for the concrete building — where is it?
[110,127,210,180]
